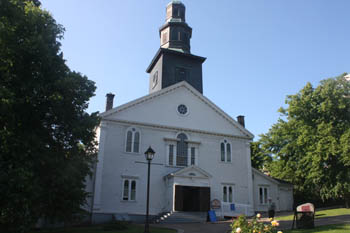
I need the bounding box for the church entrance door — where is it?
[174,185,210,211]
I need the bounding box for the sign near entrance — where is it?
[211,199,221,209]
[208,210,217,222]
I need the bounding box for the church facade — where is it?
[87,1,293,223]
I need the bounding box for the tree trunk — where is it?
[345,196,350,209]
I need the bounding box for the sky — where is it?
[41,0,350,140]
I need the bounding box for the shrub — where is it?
[231,214,282,233]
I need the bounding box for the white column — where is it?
[92,122,108,212]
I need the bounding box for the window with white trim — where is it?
[220,139,232,162]
[166,134,198,167]
[122,179,137,201]
[167,144,197,167]
[259,186,269,205]
[168,144,174,166]
[222,185,234,203]
[125,127,140,153]
[190,147,195,166]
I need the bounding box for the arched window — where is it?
[125,127,141,153]
[220,139,232,163]
[176,133,188,166]
[220,142,225,162]
[226,143,231,162]
[133,132,140,153]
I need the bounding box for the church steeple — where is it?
[160,1,192,53]
[146,1,206,94]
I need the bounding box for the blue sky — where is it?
[41,0,349,139]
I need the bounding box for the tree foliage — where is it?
[0,0,100,232]
[258,74,350,207]
[250,141,272,170]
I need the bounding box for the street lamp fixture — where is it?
[144,146,155,161]
[144,146,155,233]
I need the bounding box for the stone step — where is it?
[158,211,207,224]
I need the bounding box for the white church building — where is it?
[87,1,293,223]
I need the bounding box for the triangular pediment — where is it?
[167,165,212,179]
[101,81,254,139]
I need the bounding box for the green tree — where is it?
[259,74,350,207]
[0,0,100,232]
[250,141,272,170]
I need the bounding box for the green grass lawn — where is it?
[30,224,176,233]
[276,208,350,221]
[283,223,350,233]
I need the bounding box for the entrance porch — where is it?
[164,166,212,213]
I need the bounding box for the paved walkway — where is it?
[154,214,350,233]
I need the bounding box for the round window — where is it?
[177,104,188,115]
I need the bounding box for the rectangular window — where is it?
[223,185,234,203]
[191,147,195,165]
[130,180,136,201]
[122,179,137,201]
[169,145,174,166]
[259,186,268,205]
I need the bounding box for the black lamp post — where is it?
[144,146,155,233]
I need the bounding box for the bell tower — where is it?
[160,1,191,53]
[147,1,206,94]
